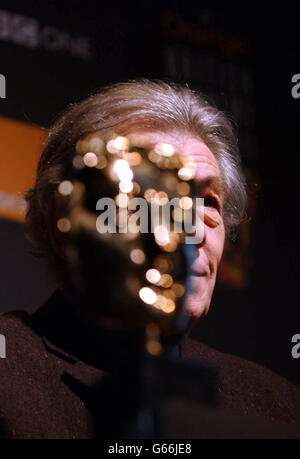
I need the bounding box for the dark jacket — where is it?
[0,290,299,439]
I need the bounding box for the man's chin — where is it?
[182,296,210,332]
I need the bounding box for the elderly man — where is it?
[0,80,299,439]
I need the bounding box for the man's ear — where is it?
[47,194,68,262]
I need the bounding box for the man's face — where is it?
[129,131,225,323]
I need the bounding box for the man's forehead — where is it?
[128,130,207,151]
[127,130,223,191]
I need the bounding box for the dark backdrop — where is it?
[0,0,299,384]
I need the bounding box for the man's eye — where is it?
[204,196,218,208]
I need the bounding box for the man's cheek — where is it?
[216,222,225,263]
[206,225,225,268]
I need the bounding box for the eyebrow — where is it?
[194,175,224,195]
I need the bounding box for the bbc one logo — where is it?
[0,73,5,98]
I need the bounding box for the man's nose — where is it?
[194,202,206,245]
[184,199,206,245]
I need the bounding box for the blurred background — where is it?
[0,0,299,384]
